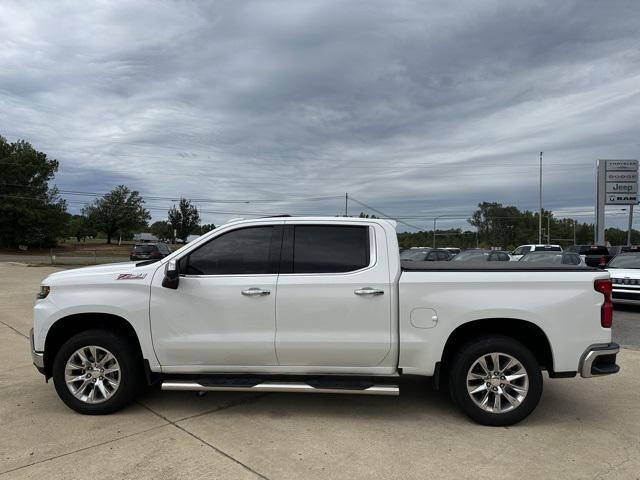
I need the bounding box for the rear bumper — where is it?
[30,328,45,375]
[612,289,640,304]
[579,343,620,378]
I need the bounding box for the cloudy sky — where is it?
[1,0,639,231]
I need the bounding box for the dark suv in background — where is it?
[130,242,172,261]
[565,245,612,268]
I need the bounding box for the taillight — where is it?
[594,279,613,328]
[150,251,162,258]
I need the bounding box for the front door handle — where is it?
[354,287,384,296]
[241,288,271,296]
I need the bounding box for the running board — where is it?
[161,380,399,396]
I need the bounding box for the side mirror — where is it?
[162,259,180,289]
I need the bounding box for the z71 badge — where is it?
[116,273,147,280]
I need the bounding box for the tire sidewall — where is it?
[449,336,543,426]
[52,329,140,414]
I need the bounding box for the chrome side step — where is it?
[161,380,399,396]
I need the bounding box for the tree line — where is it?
[0,136,211,247]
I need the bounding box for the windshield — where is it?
[608,254,640,269]
[400,249,429,261]
[453,251,489,261]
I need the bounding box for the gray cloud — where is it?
[1,0,639,231]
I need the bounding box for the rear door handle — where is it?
[354,287,384,296]
[241,288,271,296]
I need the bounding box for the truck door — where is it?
[275,222,392,367]
[150,223,282,368]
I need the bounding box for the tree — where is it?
[0,136,68,247]
[150,220,173,241]
[67,214,96,243]
[198,223,216,234]
[83,185,150,244]
[168,198,200,243]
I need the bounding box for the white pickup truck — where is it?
[31,217,620,426]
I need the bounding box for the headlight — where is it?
[37,285,50,299]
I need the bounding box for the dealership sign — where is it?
[604,160,639,205]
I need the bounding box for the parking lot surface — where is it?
[1,263,639,479]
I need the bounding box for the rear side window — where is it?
[186,226,279,275]
[436,251,449,260]
[534,246,561,252]
[134,245,156,253]
[292,225,370,273]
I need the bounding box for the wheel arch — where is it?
[437,318,556,387]
[43,313,144,379]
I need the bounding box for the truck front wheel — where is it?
[448,335,543,426]
[52,329,142,414]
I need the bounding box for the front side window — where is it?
[185,226,278,275]
[292,225,370,273]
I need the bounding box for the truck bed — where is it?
[401,260,597,272]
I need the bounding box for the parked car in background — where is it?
[519,251,585,266]
[606,252,640,305]
[510,244,562,261]
[129,243,172,261]
[443,247,461,256]
[400,247,452,261]
[565,245,612,268]
[452,249,510,262]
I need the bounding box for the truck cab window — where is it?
[186,226,278,275]
[292,225,370,273]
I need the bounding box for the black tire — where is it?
[52,329,142,415]
[448,335,543,426]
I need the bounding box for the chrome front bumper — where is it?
[30,328,45,371]
[579,343,620,378]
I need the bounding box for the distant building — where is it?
[133,232,159,242]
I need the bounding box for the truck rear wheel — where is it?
[448,335,543,426]
[52,329,142,415]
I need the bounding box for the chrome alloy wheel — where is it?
[65,346,121,404]
[466,352,529,414]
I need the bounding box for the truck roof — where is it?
[225,216,398,228]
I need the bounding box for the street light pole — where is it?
[628,205,634,246]
[538,151,543,244]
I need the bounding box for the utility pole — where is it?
[628,205,634,246]
[538,151,543,244]
[573,219,577,245]
[344,193,348,217]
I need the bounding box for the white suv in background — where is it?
[510,244,562,261]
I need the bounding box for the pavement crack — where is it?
[0,320,28,340]
[0,424,168,477]
[136,401,271,480]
